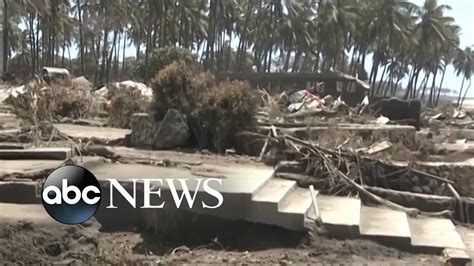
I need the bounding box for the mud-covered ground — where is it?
[0,218,443,265]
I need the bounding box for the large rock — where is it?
[129,113,158,147]
[153,109,190,149]
[128,109,190,149]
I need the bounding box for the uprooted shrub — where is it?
[150,61,258,152]
[9,79,92,118]
[9,80,55,140]
[8,79,91,142]
[106,89,149,128]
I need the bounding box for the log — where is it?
[410,168,454,185]
[363,186,455,213]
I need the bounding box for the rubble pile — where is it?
[247,88,474,223]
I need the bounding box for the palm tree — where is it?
[454,46,474,107]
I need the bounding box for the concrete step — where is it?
[308,195,361,237]
[0,147,72,160]
[247,178,297,227]
[0,181,40,204]
[359,206,411,248]
[277,187,313,231]
[252,178,296,205]
[408,217,465,253]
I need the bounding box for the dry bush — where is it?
[8,79,94,143]
[150,61,214,119]
[193,80,258,152]
[9,80,55,140]
[107,89,149,128]
[49,85,92,119]
[150,61,258,152]
[9,81,92,120]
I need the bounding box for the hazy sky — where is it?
[409,0,474,96]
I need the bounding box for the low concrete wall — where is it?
[272,124,417,148]
[440,129,474,141]
[391,159,474,198]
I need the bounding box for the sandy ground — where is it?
[0,218,444,265]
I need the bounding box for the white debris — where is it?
[6,85,26,98]
[358,95,370,114]
[94,80,153,100]
[375,115,390,125]
[453,109,467,119]
[286,89,323,112]
[71,76,92,90]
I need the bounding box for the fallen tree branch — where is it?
[410,168,454,185]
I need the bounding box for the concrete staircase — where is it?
[246,177,470,260]
[0,157,471,262]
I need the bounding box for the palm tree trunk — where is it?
[419,73,430,100]
[460,79,471,107]
[2,0,9,72]
[376,64,388,94]
[51,0,57,66]
[106,30,118,83]
[435,66,447,106]
[29,14,36,74]
[404,67,416,99]
[68,45,72,71]
[428,71,438,107]
[457,78,465,106]
[61,40,66,66]
[77,0,85,75]
[144,0,153,79]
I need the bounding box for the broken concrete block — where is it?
[443,248,471,265]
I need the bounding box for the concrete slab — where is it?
[360,206,411,248]
[247,179,297,229]
[309,195,361,237]
[0,147,72,160]
[89,162,273,195]
[0,181,40,203]
[442,248,471,265]
[252,178,296,203]
[0,159,64,175]
[0,142,24,149]
[456,225,474,261]
[409,217,465,252]
[54,123,131,143]
[273,187,313,231]
[279,187,312,214]
[0,203,58,225]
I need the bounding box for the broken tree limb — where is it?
[410,168,454,185]
[333,167,419,217]
[257,131,271,162]
[447,183,465,223]
[309,185,323,227]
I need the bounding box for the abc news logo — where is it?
[42,166,223,224]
